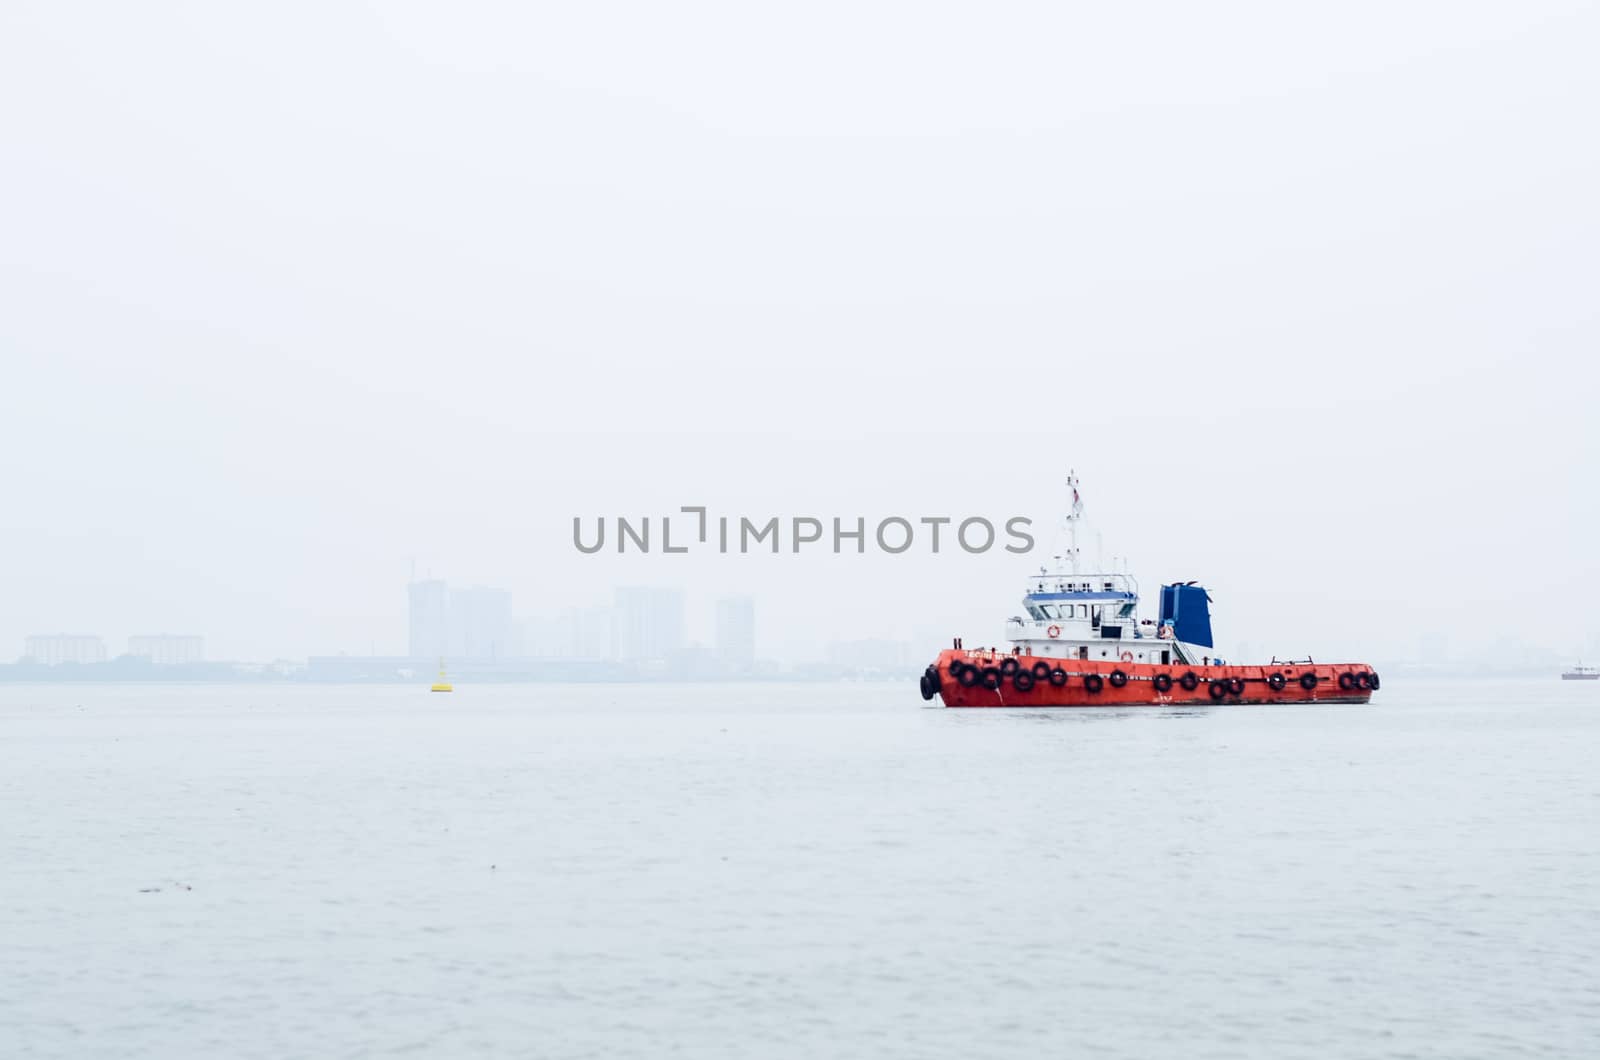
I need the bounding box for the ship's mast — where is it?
[1063,470,1083,575]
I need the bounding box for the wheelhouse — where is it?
[1006,571,1209,666]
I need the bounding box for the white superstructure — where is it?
[1000,474,1216,668]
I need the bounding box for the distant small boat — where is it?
[1561,663,1598,681]
[431,658,454,693]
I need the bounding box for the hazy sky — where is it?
[3,2,1596,665]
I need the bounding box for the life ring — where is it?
[1046,625,1061,639]
[1119,651,1134,663]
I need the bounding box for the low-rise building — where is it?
[128,634,205,666]
[23,634,108,665]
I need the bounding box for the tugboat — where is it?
[918,474,1378,707]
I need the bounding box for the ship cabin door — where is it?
[1077,646,1088,661]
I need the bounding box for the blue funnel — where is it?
[1159,584,1214,648]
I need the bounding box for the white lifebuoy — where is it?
[1046,625,1061,639]
[1119,651,1134,663]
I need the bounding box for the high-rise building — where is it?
[613,587,686,662]
[24,634,107,665]
[714,595,756,670]
[517,616,554,658]
[408,579,449,660]
[572,606,615,660]
[128,634,204,665]
[450,586,513,659]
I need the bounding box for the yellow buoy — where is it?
[430,657,453,693]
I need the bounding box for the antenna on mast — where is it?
[1063,470,1084,575]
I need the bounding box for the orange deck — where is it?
[925,649,1376,707]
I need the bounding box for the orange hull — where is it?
[925,649,1376,707]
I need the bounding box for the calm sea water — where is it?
[2,679,1596,1059]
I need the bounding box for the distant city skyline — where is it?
[16,556,1600,678]
[9,433,1595,671]
[15,588,1599,680]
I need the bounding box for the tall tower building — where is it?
[408,580,449,660]
[449,586,513,659]
[714,595,756,670]
[613,587,686,662]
